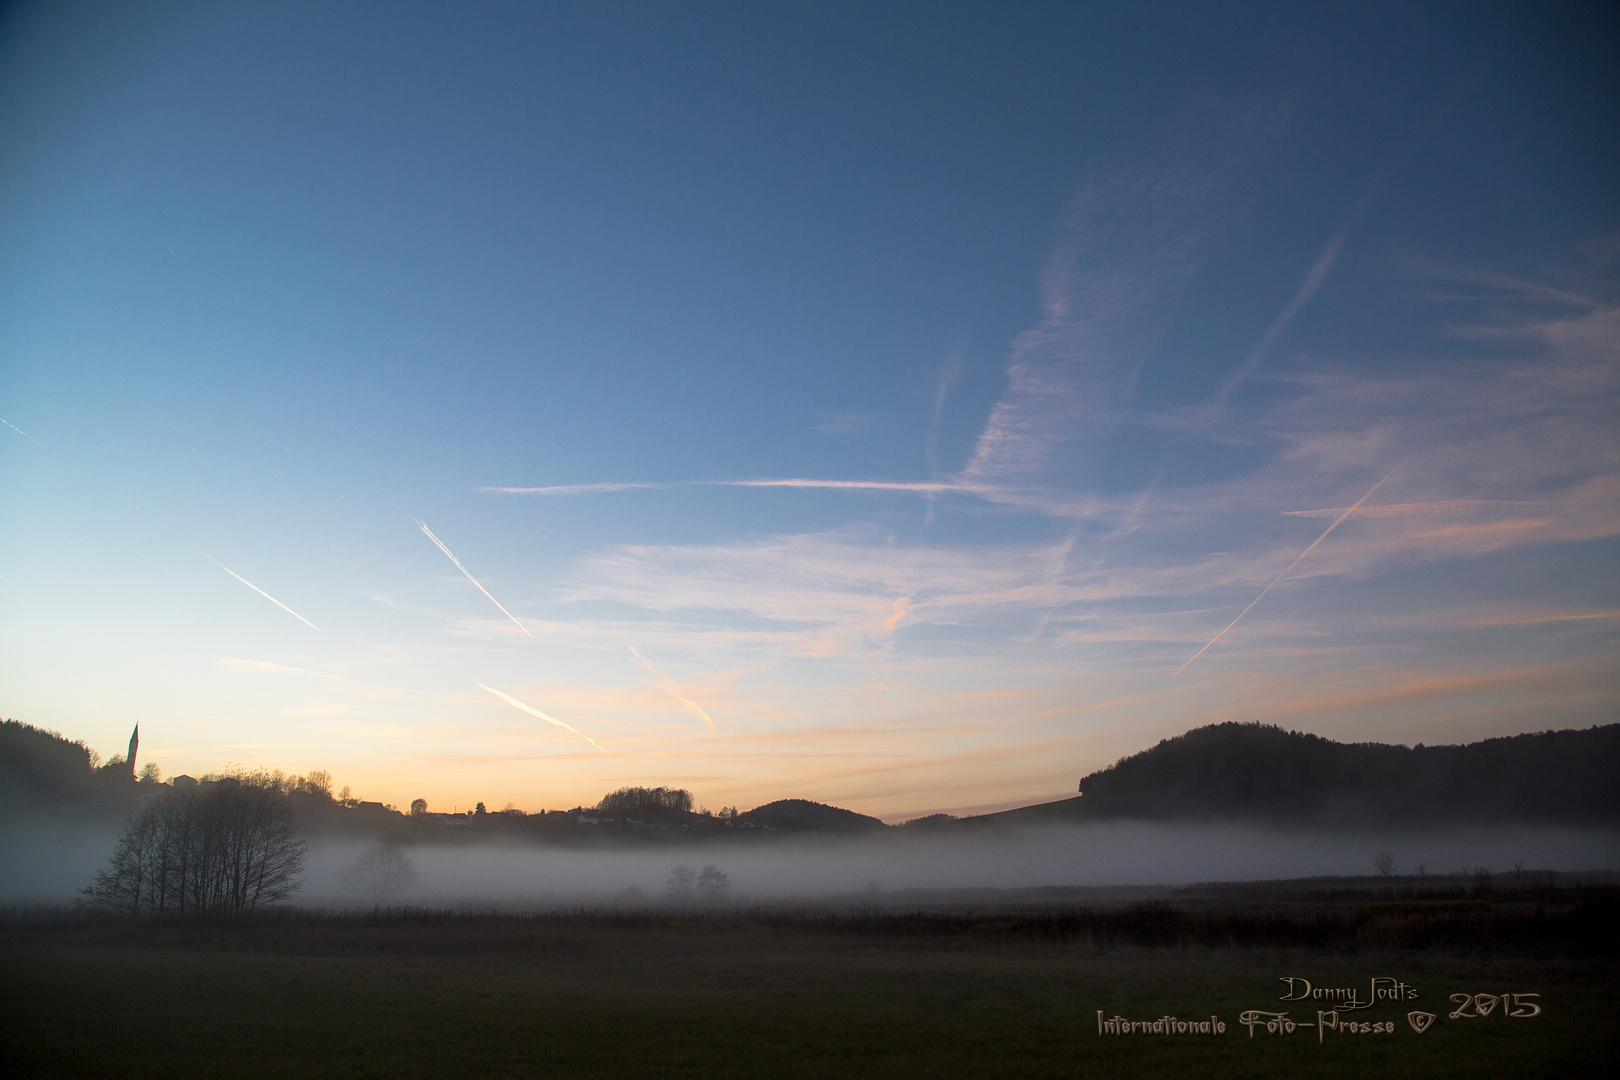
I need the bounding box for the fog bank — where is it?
[299,823,1620,908]
[8,819,1615,907]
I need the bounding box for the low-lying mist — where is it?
[0,817,125,905]
[303,823,1619,908]
[9,818,1616,908]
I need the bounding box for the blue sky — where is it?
[2,1,1615,818]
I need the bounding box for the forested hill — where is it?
[736,799,888,834]
[1066,722,1620,825]
[0,719,139,810]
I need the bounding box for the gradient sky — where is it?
[2,2,1615,819]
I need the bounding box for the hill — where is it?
[11,717,1617,836]
[0,719,141,813]
[736,799,888,834]
[1049,722,1620,826]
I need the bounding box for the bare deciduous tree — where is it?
[339,842,417,904]
[666,864,696,897]
[697,864,730,902]
[1372,850,1398,877]
[82,770,306,917]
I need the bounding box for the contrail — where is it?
[206,556,319,630]
[725,478,970,492]
[925,349,965,477]
[1216,218,1352,404]
[626,643,718,736]
[1,417,51,452]
[482,481,677,496]
[414,519,532,637]
[1283,498,1536,519]
[481,478,986,496]
[477,682,613,755]
[1216,171,1386,405]
[1173,456,1411,678]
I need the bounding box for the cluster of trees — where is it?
[597,786,694,817]
[667,863,730,901]
[81,770,307,917]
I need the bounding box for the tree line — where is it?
[596,786,694,817]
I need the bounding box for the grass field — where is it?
[3,901,1616,1079]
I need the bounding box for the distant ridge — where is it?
[1046,722,1620,826]
[8,717,1617,835]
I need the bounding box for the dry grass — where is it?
[2,896,1615,1078]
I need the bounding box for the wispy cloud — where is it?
[414,518,532,637]
[963,107,1285,488]
[1454,609,1620,628]
[206,556,319,630]
[438,158,1620,814]
[219,658,342,679]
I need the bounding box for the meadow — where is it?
[2,884,1616,1079]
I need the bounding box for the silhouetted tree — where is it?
[666,864,696,896]
[339,841,417,903]
[82,770,306,917]
[300,770,333,797]
[410,798,428,816]
[1372,850,1398,877]
[697,864,730,901]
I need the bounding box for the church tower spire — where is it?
[127,723,138,780]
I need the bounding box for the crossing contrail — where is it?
[627,643,718,736]
[206,556,319,630]
[414,519,532,637]
[1173,456,1411,678]
[477,682,613,755]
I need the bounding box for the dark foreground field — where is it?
[3,883,1617,1079]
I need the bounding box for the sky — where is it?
[1,1,1615,820]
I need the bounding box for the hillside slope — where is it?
[1057,722,1620,825]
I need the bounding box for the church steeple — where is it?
[127,723,138,780]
